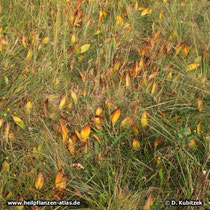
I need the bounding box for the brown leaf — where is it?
[43,98,48,117]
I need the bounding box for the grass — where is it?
[0,0,209,209]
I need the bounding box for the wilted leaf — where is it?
[110,107,121,126]
[120,116,133,128]
[80,44,90,54]
[197,97,203,112]
[188,139,197,150]
[71,90,78,105]
[70,163,84,170]
[1,160,9,172]
[143,194,154,210]
[197,121,204,138]
[22,35,27,48]
[141,8,152,16]
[132,139,140,150]
[92,116,102,129]
[5,192,12,200]
[26,48,33,60]
[55,169,66,190]
[59,119,68,144]
[90,133,101,144]
[4,122,10,142]
[115,15,123,27]
[96,107,103,116]
[185,64,199,72]
[151,82,157,95]
[35,173,44,190]
[0,118,4,128]
[131,125,139,135]
[141,111,148,127]
[59,95,67,109]
[43,98,48,117]
[12,115,25,130]
[154,137,162,149]
[71,33,76,44]
[98,151,102,164]
[42,37,49,44]
[80,124,91,142]
[125,73,130,88]
[69,132,79,144]
[68,139,75,156]
[9,130,15,141]
[174,42,185,56]
[25,101,32,114]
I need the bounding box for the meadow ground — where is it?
[0,0,209,209]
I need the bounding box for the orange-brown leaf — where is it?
[35,173,44,190]
[143,194,154,210]
[59,120,68,144]
[55,169,66,190]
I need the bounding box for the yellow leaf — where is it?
[141,8,152,16]
[188,139,197,150]
[0,118,4,128]
[12,115,25,129]
[80,124,91,142]
[71,90,78,105]
[42,37,49,44]
[120,116,133,128]
[141,111,148,127]
[80,44,90,54]
[125,73,130,88]
[4,122,10,142]
[59,95,67,109]
[35,173,44,190]
[115,15,124,27]
[55,169,66,190]
[1,160,9,172]
[68,139,75,156]
[197,97,203,112]
[5,192,12,200]
[59,120,68,144]
[185,63,199,72]
[71,33,76,44]
[25,101,32,114]
[110,107,121,126]
[75,129,81,140]
[197,121,204,138]
[96,107,103,116]
[94,30,101,35]
[26,48,32,60]
[98,151,102,164]
[182,45,192,57]
[132,139,140,150]
[151,82,157,95]
[159,10,163,20]
[143,194,154,210]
